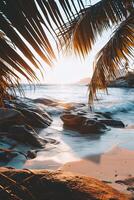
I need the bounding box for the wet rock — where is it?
[33,98,85,111]
[8,125,47,147]
[19,108,52,128]
[0,151,17,162]
[0,108,24,129]
[98,119,125,128]
[81,119,107,134]
[28,108,52,122]
[61,114,107,134]
[8,98,52,126]
[61,114,86,126]
[108,72,134,88]
[95,112,112,119]
[33,98,57,106]
[26,150,37,159]
[109,78,129,87]
[12,99,52,120]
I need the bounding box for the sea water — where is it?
[3,85,134,169]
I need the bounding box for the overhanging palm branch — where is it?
[89,12,134,103]
[57,0,134,103]
[0,0,86,106]
[0,0,134,106]
[58,0,133,55]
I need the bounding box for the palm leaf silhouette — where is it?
[0,0,83,105]
[57,0,134,103]
[0,0,134,105]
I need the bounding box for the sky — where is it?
[20,34,110,84]
[35,30,111,84]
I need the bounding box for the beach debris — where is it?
[115,178,134,187]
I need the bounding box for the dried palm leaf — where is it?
[58,0,133,56]
[89,12,134,104]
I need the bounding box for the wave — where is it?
[96,101,134,115]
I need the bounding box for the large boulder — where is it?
[61,114,107,134]
[0,168,129,200]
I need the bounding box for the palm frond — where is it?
[89,12,134,104]
[0,0,134,106]
[58,0,133,56]
[0,0,86,106]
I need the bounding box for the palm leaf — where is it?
[0,0,85,105]
[0,0,133,106]
[89,12,134,104]
[58,0,133,56]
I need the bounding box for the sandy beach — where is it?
[60,147,134,195]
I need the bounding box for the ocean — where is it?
[2,85,134,169]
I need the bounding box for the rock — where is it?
[12,99,52,121]
[33,98,85,110]
[0,151,17,163]
[28,108,52,122]
[108,72,134,88]
[19,108,52,128]
[0,100,52,130]
[109,78,129,87]
[33,98,57,106]
[0,108,24,129]
[61,114,107,134]
[8,125,47,147]
[26,150,37,159]
[0,169,129,200]
[61,114,86,127]
[95,111,112,119]
[4,98,53,127]
[81,119,107,134]
[98,119,125,128]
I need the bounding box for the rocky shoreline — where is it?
[0,95,133,198]
[0,96,126,166]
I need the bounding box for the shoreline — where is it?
[60,147,134,195]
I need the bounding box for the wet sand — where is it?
[60,147,134,195]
